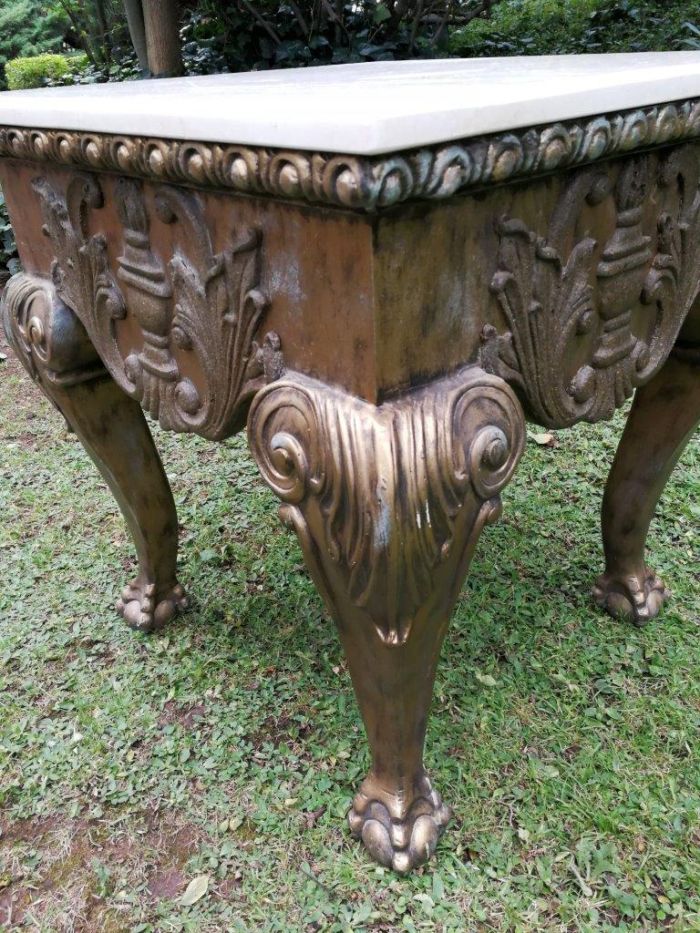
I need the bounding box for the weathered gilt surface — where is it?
[2,271,105,391]
[1,57,699,876]
[481,146,700,425]
[2,97,700,210]
[30,170,278,439]
[2,273,188,630]
[249,366,524,871]
[249,367,524,648]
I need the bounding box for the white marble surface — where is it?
[1,53,700,155]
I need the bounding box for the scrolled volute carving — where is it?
[483,144,700,427]
[31,172,277,440]
[32,173,127,382]
[1,272,105,394]
[249,366,524,646]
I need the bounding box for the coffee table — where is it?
[1,54,699,873]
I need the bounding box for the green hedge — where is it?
[451,0,699,57]
[5,52,88,90]
[0,186,19,284]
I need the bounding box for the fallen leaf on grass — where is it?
[228,815,244,833]
[474,671,498,687]
[569,861,593,897]
[303,805,326,829]
[180,875,209,906]
[530,432,557,447]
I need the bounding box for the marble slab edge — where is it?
[1,97,699,213]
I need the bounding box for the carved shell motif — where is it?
[483,146,700,427]
[249,366,524,647]
[32,171,279,440]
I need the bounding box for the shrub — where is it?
[43,52,97,85]
[0,187,20,285]
[64,53,140,85]
[450,0,699,56]
[0,0,68,90]
[179,1,500,75]
[52,0,132,69]
[6,53,72,90]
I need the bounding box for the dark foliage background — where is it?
[179,1,494,74]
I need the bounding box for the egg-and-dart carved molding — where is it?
[1,97,699,212]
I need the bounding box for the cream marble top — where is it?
[1,53,700,155]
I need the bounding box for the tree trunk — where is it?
[142,0,183,77]
[92,0,113,65]
[123,0,150,74]
[56,0,97,66]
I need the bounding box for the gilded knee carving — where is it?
[2,272,106,392]
[248,365,525,647]
[248,365,525,871]
[2,270,186,634]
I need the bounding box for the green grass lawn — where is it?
[0,334,698,932]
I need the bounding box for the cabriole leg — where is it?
[248,365,524,873]
[594,344,700,625]
[2,273,186,631]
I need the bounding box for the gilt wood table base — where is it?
[1,57,700,873]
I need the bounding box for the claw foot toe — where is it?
[116,579,188,632]
[593,568,667,627]
[348,775,452,874]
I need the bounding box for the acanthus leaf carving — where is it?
[248,366,524,647]
[32,172,277,440]
[154,185,270,437]
[483,147,699,427]
[32,173,127,382]
[640,147,700,376]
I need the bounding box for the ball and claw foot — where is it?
[116,579,188,632]
[593,567,667,627]
[348,774,452,874]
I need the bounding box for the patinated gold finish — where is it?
[2,97,699,210]
[1,274,187,631]
[481,146,700,425]
[1,103,699,874]
[248,366,525,871]
[32,171,278,440]
[594,342,700,624]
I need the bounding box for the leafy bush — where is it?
[0,0,69,90]
[4,49,133,91]
[180,1,499,75]
[60,53,140,84]
[0,187,20,285]
[451,0,700,56]
[52,0,132,69]
[40,51,136,87]
[5,53,85,90]
[680,21,700,49]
